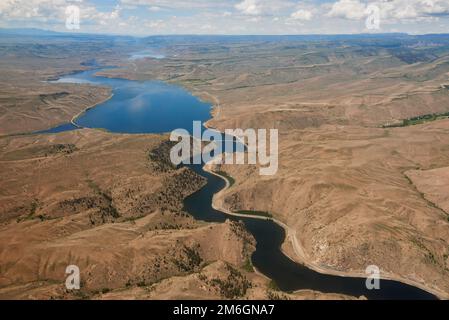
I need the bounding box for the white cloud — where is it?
[0,0,67,21]
[387,0,449,20]
[327,0,449,22]
[91,5,121,25]
[234,0,296,16]
[0,0,122,23]
[394,5,419,20]
[235,0,261,16]
[0,0,448,35]
[420,0,449,15]
[291,9,313,21]
[148,6,162,12]
[145,19,166,30]
[327,0,367,20]
[120,0,228,10]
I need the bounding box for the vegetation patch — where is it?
[173,244,203,272]
[410,237,441,267]
[16,199,46,222]
[208,264,252,299]
[215,171,235,187]
[268,279,280,291]
[85,179,121,221]
[148,141,178,172]
[242,257,254,273]
[266,290,290,300]
[382,111,449,128]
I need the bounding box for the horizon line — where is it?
[2,27,449,38]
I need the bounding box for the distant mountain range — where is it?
[1,27,448,42]
[0,28,136,41]
[0,28,65,36]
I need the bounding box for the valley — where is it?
[1,32,449,300]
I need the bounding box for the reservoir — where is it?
[50,69,211,134]
[45,67,437,300]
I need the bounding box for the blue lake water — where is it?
[51,69,211,134]
[41,66,437,300]
[35,123,79,135]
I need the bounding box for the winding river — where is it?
[41,66,438,300]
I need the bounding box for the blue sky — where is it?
[1,0,449,35]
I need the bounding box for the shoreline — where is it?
[0,92,114,138]
[200,96,447,299]
[35,65,449,299]
[70,93,114,128]
[203,161,448,300]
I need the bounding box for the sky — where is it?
[1,0,449,36]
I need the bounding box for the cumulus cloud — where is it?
[148,6,162,12]
[0,0,67,21]
[327,0,367,20]
[234,0,296,16]
[290,9,313,21]
[120,0,228,10]
[0,0,122,23]
[387,0,449,20]
[0,0,448,35]
[327,0,449,22]
[92,5,122,25]
[235,0,262,16]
